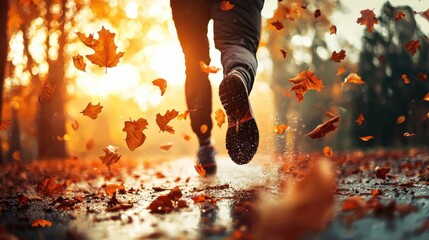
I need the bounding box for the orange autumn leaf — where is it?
[72,54,86,72]
[0,120,11,131]
[396,116,406,124]
[71,119,79,131]
[274,124,288,134]
[75,31,96,47]
[183,133,191,141]
[401,74,410,84]
[355,114,364,125]
[423,9,429,22]
[356,9,378,33]
[375,166,390,180]
[395,10,406,21]
[200,124,208,134]
[405,39,420,56]
[12,151,21,161]
[289,70,324,102]
[38,81,56,103]
[342,196,367,211]
[371,189,382,196]
[105,184,119,197]
[323,146,332,158]
[220,0,234,11]
[330,25,337,35]
[191,194,210,203]
[215,109,226,128]
[160,143,173,151]
[177,110,192,120]
[31,219,52,228]
[152,78,167,96]
[418,72,427,81]
[36,177,64,197]
[280,49,287,59]
[359,136,374,141]
[306,115,340,139]
[423,92,429,101]
[336,66,346,75]
[86,138,95,151]
[80,102,103,120]
[199,61,221,74]
[194,164,206,178]
[122,118,148,151]
[271,20,284,30]
[343,73,365,86]
[82,26,125,68]
[156,109,179,134]
[331,50,346,63]
[99,145,121,173]
[403,132,415,137]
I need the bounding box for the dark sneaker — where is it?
[219,73,259,165]
[197,145,217,175]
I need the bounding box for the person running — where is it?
[170,0,264,174]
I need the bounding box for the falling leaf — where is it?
[36,177,64,197]
[280,49,287,59]
[418,72,427,81]
[314,9,321,18]
[220,0,234,11]
[80,102,103,120]
[199,61,221,74]
[289,70,324,102]
[99,145,121,173]
[177,110,191,120]
[71,120,79,131]
[122,118,148,151]
[401,74,410,84]
[147,186,187,213]
[0,120,11,131]
[152,78,167,96]
[72,54,86,72]
[359,136,374,141]
[323,146,332,158]
[83,26,125,68]
[331,50,346,63]
[355,114,364,125]
[343,73,365,86]
[396,116,406,124]
[405,39,420,56]
[375,166,390,180]
[31,219,52,228]
[336,66,346,75]
[356,9,379,33]
[195,164,206,178]
[191,195,211,203]
[38,81,56,103]
[423,92,429,101]
[215,109,226,128]
[160,143,173,151]
[274,124,288,134]
[156,109,178,134]
[422,9,429,22]
[12,151,20,161]
[395,10,406,21]
[86,139,95,151]
[330,25,337,35]
[75,31,96,47]
[271,20,284,30]
[306,115,340,139]
[183,133,191,141]
[105,184,119,197]
[200,124,208,134]
[403,132,415,137]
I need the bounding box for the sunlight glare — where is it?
[125,1,138,19]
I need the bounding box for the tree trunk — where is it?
[37,0,68,159]
[0,0,9,163]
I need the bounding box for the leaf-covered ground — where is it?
[1,149,429,240]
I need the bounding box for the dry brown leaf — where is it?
[323,146,332,158]
[403,132,415,137]
[72,54,86,72]
[177,110,192,121]
[314,9,321,18]
[359,136,374,141]
[306,115,340,139]
[280,49,287,59]
[405,39,420,57]
[31,219,52,228]
[371,189,382,196]
[12,151,20,161]
[99,145,121,173]
[330,25,337,35]
[418,72,428,81]
[83,26,125,68]
[401,74,410,84]
[336,66,346,75]
[395,10,406,21]
[355,114,364,125]
[195,164,206,178]
[423,92,429,101]
[80,102,103,120]
[156,109,179,134]
[275,124,288,134]
[220,0,234,11]
[356,9,378,33]
[289,70,324,102]
[75,31,96,47]
[152,78,167,96]
[199,61,221,74]
[39,81,56,103]
[423,9,429,22]
[331,50,346,63]
[122,118,148,151]
[271,20,284,30]
[343,73,365,86]
[71,120,79,131]
[396,116,406,124]
[105,184,119,197]
[0,120,11,131]
[86,139,95,151]
[160,143,173,151]
[342,196,367,211]
[375,166,390,180]
[36,177,64,197]
[215,109,226,128]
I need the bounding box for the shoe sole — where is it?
[219,75,259,165]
